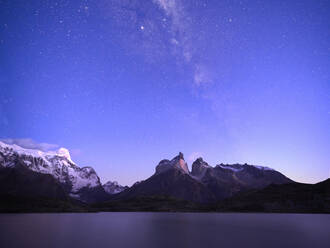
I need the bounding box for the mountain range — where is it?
[0,141,329,213]
[112,152,292,203]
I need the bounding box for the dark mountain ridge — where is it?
[215,178,330,213]
[112,153,292,203]
[0,142,328,213]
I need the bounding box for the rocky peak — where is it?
[103,181,128,194]
[155,152,189,175]
[171,152,189,173]
[193,157,205,165]
[191,157,211,178]
[175,152,184,160]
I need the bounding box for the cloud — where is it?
[194,64,213,86]
[188,151,203,162]
[1,138,59,151]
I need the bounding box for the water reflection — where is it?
[0,213,329,248]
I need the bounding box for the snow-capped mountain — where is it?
[0,142,294,205]
[0,141,107,203]
[103,181,128,194]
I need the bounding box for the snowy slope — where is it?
[0,141,103,201]
[103,181,128,194]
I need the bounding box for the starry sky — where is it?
[1,0,329,186]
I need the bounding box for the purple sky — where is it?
[1,0,329,185]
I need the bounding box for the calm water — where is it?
[0,212,329,248]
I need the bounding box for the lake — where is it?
[0,212,329,248]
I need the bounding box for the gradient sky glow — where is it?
[1,0,329,186]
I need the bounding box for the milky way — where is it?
[1,0,329,185]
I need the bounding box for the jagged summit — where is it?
[155,152,189,175]
[192,157,210,166]
[175,152,184,160]
[103,181,128,194]
[0,141,106,203]
[194,157,204,163]
[0,141,75,165]
[56,147,74,164]
[191,157,211,178]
